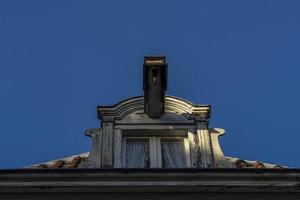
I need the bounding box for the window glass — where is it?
[125,139,150,168]
[161,139,186,168]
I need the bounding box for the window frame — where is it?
[122,135,191,168]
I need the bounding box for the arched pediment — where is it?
[98,96,210,122]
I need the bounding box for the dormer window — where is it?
[84,57,215,169]
[161,138,188,168]
[121,132,191,168]
[124,138,150,168]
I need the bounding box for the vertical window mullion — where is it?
[184,138,191,167]
[156,137,162,168]
[122,138,126,167]
[149,136,157,168]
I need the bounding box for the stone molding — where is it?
[82,96,229,169]
[1,169,300,193]
[98,96,210,122]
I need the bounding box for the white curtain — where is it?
[162,140,186,168]
[126,140,149,168]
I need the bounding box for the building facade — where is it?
[1,56,299,199]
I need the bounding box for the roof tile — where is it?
[28,153,287,169]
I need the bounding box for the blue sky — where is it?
[0,0,300,168]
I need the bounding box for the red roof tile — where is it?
[27,153,287,169]
[29,153,89,169]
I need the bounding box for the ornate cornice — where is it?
[97,96,210,121]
